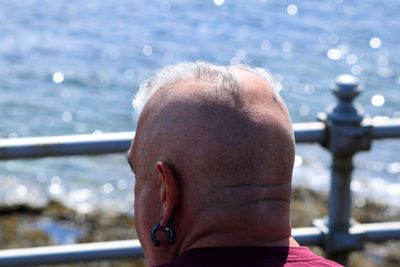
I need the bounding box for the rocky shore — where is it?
[1,187,399,267]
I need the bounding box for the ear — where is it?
[156,161,180,226]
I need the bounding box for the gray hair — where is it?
[132,61,277,117]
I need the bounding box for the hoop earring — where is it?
[151,217,175,247]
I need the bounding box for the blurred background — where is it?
[0,0,399,247]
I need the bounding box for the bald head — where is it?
[134,64,294,184]
[129,62,296,266]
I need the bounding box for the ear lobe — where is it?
[156,161,180,226]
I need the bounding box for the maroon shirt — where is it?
[156,246,343,267]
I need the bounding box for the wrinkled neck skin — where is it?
[174,182,298,256]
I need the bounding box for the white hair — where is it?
[132,61,277,118]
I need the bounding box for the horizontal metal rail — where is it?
[293,122,326,143]
[292,227,323,245]
[0,132,134,160]
[0,240,143,267]
[1,222,399,266]
[369,118,400,139]
[1,119,399,160]
[362,221,400,242]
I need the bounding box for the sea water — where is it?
[0,0,399,213]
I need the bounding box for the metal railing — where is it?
[1,74,400,266]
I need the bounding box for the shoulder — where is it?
[286,247,344,266]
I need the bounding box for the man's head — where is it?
[128,62,295,266]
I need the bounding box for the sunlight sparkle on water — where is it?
[371,95,385,107]
[17,185,28,196]
[282,41,293,53]
[213,0,224,6]
[117,179,128,190]
[299,105,310,116]
[388,162,400,174]
[103,183,114,194]
[351,180,362,192]
[351,65,362,75]
[327,49,342,60]
[49,184,62,195]
[294,155,303,167]
[260,40,271,50]
[346,54,358,65]
[354,197,366,208]
[52,72,64,84]
[62,111,73,122]
[77,203,93,214]
[369,37,382,49]
[287,4,298,15]
[69,189,91,202]
[142,45,153,56]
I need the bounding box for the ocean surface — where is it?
[1,0,399,214]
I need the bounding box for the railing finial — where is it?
[332,74,362,101]
[327,74,364,124]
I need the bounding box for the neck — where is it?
[176,192,296,254]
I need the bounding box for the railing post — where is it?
[315,74,372,265]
